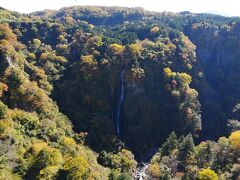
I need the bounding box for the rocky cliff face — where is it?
[184,22,240,139]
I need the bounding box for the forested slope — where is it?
[0,6,240,179]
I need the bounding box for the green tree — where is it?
[161,132,178,156]
[118,172,132,180]
[0,101,8,119]
[178,134,195,170]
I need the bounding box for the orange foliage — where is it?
[0,83,8,97]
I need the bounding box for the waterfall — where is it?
[113,68,125,137]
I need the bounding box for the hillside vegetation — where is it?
[0,6,240,179]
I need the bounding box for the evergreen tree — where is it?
[160,132,179,156]
[178,134,195,171]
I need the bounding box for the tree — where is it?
[151,27,160,33]
[163,67,173,78]
[109,44,125,55]
[0,101,8,119]
[88,24,95,29]
[0,168,21,180]
[117,172,132,180]
[35,147,63,168]
[65,15,75,25]
[178,134,195,170]
[147,164,161,178]
[130,67,145,81]
[87,36,103,48]
[27,147,63,179]
[80,55,97,67]
[229,130,240,149]
[194,141,214,169]
[31,39,41,50]
[161,132,178,156]
[31,141,48,155]
[198,169,218,180]
[127,43,141,56]
[179,73,192,85]
[4,68,25,88]
[27,53,36,61]
[0,82,8,97]
[99,149,137,173]
[63,156,90,179]
[0,23,17,42]
[227,120,240,132]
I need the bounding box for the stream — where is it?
[134,148,158,180]
[134,163,149,180]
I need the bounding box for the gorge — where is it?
[0,5,240,179]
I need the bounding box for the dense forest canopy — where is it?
[0,5,240,179]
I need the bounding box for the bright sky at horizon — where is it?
[0,0,240,17]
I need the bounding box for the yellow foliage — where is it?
[81,55,97,67]
[128,43,142,55]
[55,55,68,64]
[9,109,39,128]
[0,39,15,55]
[32,39,41,49]
[61,137,76,147]
[64,155,90,179]
[0,101,8,119]
[65,16,74,25]
[198,169,218,180]
[0,119,13,135]
[150,26,160,33]
[0,168,21,180]
[40,52,67,64]
[0,82,8,97]
[131,67,145,80]
[31,141,48,155]
[38,166,59,180]
[186,88,198,98]
[57,35,65,42]
[229,130,240,149]
[163,67,172,78]
[31,147,63,179]
[0,23,17,42]
[27,53,36,60]
[109,44,125,55]
[147,164,161,178]
[88,24,95,29]
[179,72,192,84]
[37,146,63,167]
[114,149,137,172]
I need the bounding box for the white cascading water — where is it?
[113,68,125,137]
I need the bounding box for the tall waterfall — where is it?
[113,68,125,137]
